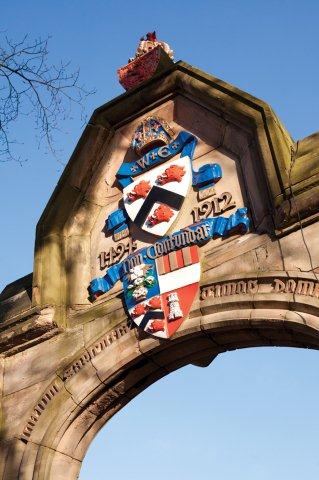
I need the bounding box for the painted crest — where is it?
[123,245,200,338]
[90,109,251,340]
[123,156,192,237]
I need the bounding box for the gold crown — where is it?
[131,116,175,156]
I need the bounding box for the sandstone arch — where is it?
[1,59,319,478]
[3,293,319,479]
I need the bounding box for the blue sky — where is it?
[1,0,319,478]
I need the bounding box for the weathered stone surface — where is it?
[1,57,319,480]
[2,378,54,437]
[3,328,83,395]
[222,122,252,158]
[279,222,319,271]
[290,131,319,192]
[0,307,58,356]
[175,95,227,154]
[0,274,32,323]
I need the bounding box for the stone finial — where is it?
[117,32,174,91]
[131,31,174,62]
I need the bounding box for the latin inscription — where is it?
[20,323,130,442]
[98,189,237,273]
[122,224,210,273]
[20,276,318,443]
[273,278,319,297]
[200,277,319,301]
[201,279,258,299]
[89,382,126,416]
[62,323,129,380]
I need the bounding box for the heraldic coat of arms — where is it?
[90,110,250,339]
[89,30,251,339]
[122,243,201,338]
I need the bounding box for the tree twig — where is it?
[0,34,95,163]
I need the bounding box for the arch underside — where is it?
[5,304,319,480]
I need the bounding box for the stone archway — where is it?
[3,294,319,479]
[1,45,319,479]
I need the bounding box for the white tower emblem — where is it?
[167,292,183,320]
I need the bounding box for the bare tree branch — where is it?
[0,34,95,163]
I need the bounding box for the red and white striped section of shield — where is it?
[156,245,199,276]
[155,245,200,338]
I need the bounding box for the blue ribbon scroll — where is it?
[89,208,250,298]
[106,208,129,235]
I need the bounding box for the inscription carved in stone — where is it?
[200,277,319,301]
[273,278,319,297]
[191,192,236,222]
[20,323,130,442]
[201,279,258,299]
[62,323,129,380]
[99,238,137,270]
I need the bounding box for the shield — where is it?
[123,245,200,338]
[123,156,192,237]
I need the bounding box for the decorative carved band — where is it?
[62,323,129,381]
[88,381,126,416]
[20,322,130,442]
[20,277,318,443]
[21,383,60,442]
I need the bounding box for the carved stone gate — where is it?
[1,41,319,479]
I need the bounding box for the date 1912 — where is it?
[191,192,236,222]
